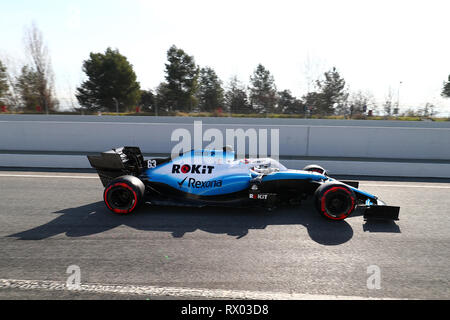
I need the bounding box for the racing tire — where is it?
[314,182,356,220]
[103,175,145,215]
[303,164,328,176]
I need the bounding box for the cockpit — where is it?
[246,158,287,175]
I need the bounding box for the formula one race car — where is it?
[87,146,400,221]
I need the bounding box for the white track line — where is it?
[0,174,97,179]
[360,184,450,189]
[0,279,398,300]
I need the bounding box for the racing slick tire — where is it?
[303,164,328,176]
[103,175,145,215]
[314,182,356,220]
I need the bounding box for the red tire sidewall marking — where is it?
[104,182,138,214]
[320,186,355,220]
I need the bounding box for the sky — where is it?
[1,0,450,115]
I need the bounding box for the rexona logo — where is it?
[172,164,214,174]
[178,177,223,189]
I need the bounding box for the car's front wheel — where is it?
[103,175,145,215]
[314,182,356,220]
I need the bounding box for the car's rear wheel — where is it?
[103,175,145,215]
[303,164,328,176]
[314,182,356,220]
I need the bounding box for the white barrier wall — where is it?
[308,126,450,160]
[1,117,450,177]
[0,121,308,155]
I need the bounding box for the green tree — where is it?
[15,65,41,110]
[314,67,348,115]
[303,91,324,117]
[76,47,141,112]
[197,67,224,112]
[0,60,8,104]
[277,90,305,114]
[442,75,450,98]
[249,64,277,114]
[154,82,171,115]
[139,89,154,112]
[225,76,250,114]
[165,45,199,112]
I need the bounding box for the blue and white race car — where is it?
[88,146,400,221]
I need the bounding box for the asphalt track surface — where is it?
[0,170,449,300]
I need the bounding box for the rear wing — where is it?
[87,146,145,187]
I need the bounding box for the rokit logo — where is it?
[249,193,268,200]
[172,164,214,174]
[178,177,223,189]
